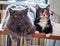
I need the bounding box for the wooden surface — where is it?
[0,30,60,40]
[32,34,60,40]
[0,30,9,35]
[0,35,4,46]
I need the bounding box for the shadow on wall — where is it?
[50,11,60,23]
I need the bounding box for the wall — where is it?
[46,0,60,46]
[50,0,60,23]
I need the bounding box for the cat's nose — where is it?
[42,14,45,16]
[14,15,17,18]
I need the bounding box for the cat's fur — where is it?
[3,5,36,42]
[34,5,52,34]
[3,4,36,42]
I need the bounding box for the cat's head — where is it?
[36,4,50,18]
[9,8,28,19]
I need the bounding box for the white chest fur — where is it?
[37,18,48,29]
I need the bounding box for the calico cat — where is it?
[34,4,52,34]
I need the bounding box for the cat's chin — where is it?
[35,31,39,34]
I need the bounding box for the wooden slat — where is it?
[32,34,60,40]
[0,30,60,40]
[32,33,46,38]
[0,35,4,46]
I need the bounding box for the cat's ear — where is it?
[23,8,28,13]
[25,8,28,12]
[35,4,41,10]
[8,8,13,13]
[46,4,50,10]
[8,8,15,16]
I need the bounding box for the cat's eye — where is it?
[14,15,17,18]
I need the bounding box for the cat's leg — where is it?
[9,35,20,46]
[25,35,32,46]
[35,31,39,34]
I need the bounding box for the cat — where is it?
[34,4,52,34]
[3,5,36,42]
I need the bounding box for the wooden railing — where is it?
[0,30,60,46]
[0,30,60,40]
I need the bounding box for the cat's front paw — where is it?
[35,31,39,34]
[46,33,52,37]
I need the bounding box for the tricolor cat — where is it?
[34,4,52,34]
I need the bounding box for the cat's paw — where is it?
[35,31,39,34]
[46,33,52,37]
